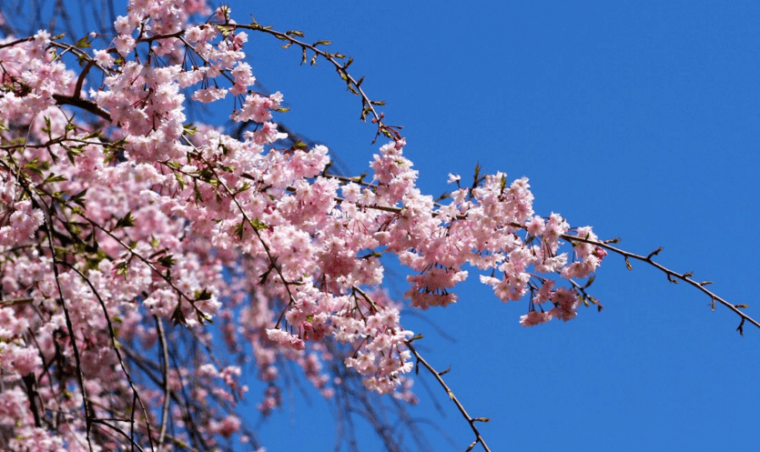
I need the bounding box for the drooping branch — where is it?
[562,234,760,334]
[405,339,492,452]
[231,21,401,143]
[34,192,95,452]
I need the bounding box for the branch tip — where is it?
[646,247,663,260]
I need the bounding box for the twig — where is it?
[35,192,95,452]
[405,340,492,452]
[562,234,760,333]
[155,317,171,451]
[63,263,156,452]
[231,22,400,143]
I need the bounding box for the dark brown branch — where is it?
[562,234,760,332]
[232,22,399,143]
[62,263,156,452]
[34,192,95,452]
[0,297,34,307]
[405,340,492,452]
[0,36,33,50]
[52,94,112,122]
[155,317,171,451]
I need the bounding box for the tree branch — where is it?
[562,234,760,333]
[405,339,492,452]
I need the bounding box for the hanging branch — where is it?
[405,339,492,452]
[562,234,760,334]
[232,21,401,144]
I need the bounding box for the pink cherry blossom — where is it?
[0,1,609,449]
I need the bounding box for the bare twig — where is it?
[155,317,171,451]
[405,340,492,452]
[562,234,760,333]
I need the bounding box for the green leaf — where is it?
[183,123,197,136]
[75,36,92,48]
[70,188,88,208]
[41,174,67,185]
[472,163,482,189]
[194,288,213,301]
[235,182,251,195]
[234,221,245,239]
[85,250,108,270]
[171,302,186,326]
[157,255,176,268]
[24,158,47,176]
[115,261,129,276]
[196,309,213,325]
[114,211,135,229]
[66,146,86,164]
[249,218,267,231]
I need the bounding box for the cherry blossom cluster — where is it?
[0,0,606,450]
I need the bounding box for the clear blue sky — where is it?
[225,1,760,451]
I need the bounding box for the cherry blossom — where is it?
[0,0,611,450]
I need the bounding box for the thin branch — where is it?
[31,190,95,452]
[155,317,171,451]
[62,263,156,452]
[0,36,33,50]
[0,297,34,307]
[562,234,760,333]
[230,22,400,143]
[405,340,492,452]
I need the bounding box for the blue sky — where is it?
[226,1,760,451]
